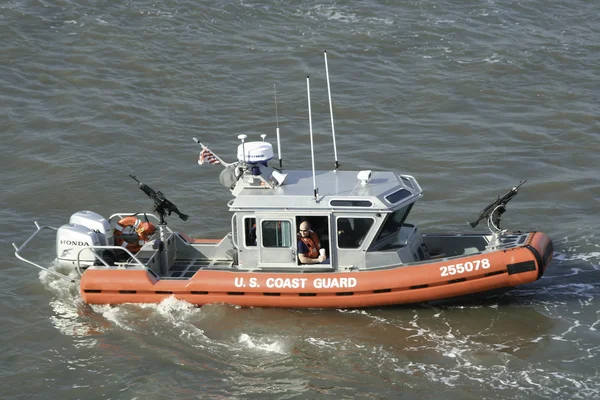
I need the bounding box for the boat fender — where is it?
[113,216,156,253]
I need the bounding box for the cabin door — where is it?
[257,216,297,267]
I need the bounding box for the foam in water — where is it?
[92,304,136,332]
[238,333,287,354]
[305,337,340,349]
[312,5,359,23]
[337,308,389,323]
[553,250,600,264]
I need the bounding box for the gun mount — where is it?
[469,181,526,233]
[130,175,188,225]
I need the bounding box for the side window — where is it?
[337,218,374,249]
[261,220,292,248]
[244,217,256,247]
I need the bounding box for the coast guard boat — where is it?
[13,53,553,308]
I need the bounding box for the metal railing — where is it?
[13,219,161,282]
[12,222,74,282]
[75,245,151,277]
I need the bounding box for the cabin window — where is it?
[400,176,414,190]
[385,188,412,204]
[244,217,257,247]
[329,199,373,207]
[374,204,413,241]
[261,220,292,248]
[337,218,375,249]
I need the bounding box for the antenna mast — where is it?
[307,76,318,199]
[324,50,339,170]
[273,84,282,168]
[238,134,247,164]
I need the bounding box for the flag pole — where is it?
[192,137,231,166]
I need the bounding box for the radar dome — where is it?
[237,141,273,163]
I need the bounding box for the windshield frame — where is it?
[372,203,414,244]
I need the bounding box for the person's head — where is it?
[299,221,311,237]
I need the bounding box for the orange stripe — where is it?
[191,238,222,243]
[178,232,221,244]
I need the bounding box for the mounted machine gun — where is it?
[130,175,188,225]
[470,181,526,232]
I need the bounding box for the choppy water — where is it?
[2,1,599,399]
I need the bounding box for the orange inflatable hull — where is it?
[80,232,553,308]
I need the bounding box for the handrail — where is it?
[228,205,392,212]
[12,222,75,282]
[230,214,238,248]
[75,245,150,277]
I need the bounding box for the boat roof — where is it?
[228,168,422,212]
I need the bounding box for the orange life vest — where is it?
[113,216,156,253]
[298,230,320,258]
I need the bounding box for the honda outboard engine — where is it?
[56,211,113,268]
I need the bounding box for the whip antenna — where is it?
[324,50,339,170]
[307,76,318,199]
[238,134,247,164]
[274,84,283,168]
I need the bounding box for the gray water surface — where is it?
[1,1,599,399]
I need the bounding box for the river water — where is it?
[2,1,599,399]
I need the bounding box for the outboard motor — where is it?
[69,211,113,246]
[56,211,113,268]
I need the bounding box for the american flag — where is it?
[198,146,221,165]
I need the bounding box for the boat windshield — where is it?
[374,204,413,242]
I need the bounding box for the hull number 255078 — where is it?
[440,258,491,277]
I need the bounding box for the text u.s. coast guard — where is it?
[234,277,357,289]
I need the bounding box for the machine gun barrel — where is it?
[129,175,188,223]
[130,174,157,199]
[469,181,526,228]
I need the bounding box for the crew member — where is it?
[297,221,328,264]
